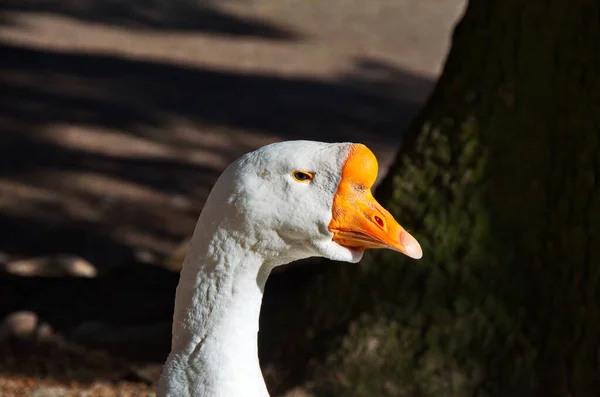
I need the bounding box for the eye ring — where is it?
[292,170,314,183]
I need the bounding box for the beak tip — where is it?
[400,232,423,260]
[405,243,423,259]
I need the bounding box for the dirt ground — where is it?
[0,1,465,395]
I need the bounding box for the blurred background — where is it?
[0,1,466,396]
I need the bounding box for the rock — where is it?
[2,255,97,278]
[0,311,38,341]
[36,322,55,342]
[58,255,97,278]
[134,250,157,264]
[170,194,193,210]
[0,311,56,342]
[31,386,71,397]
[2,258,41,276]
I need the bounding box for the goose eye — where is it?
[292,171,314,182]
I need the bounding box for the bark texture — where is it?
[297,1,600,396]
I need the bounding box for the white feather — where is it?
[157,141,363,397]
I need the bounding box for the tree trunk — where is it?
[296,1,600,396]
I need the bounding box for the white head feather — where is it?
[157,141,421,397]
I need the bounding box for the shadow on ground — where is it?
[0,41,431,267]
[0,38,432,389]
[0,0,300,38]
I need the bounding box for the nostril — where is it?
[373,215,385,228]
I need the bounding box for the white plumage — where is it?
[157,141,421,397]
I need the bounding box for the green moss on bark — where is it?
[299,1,600,396]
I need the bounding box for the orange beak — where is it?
[328,144,422,259]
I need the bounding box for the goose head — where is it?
[210,140,422,266]
[159,141,422,397]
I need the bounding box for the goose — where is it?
[157,140,422,397]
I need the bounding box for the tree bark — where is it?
[297,1,600,396]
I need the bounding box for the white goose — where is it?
[157,141,422,397]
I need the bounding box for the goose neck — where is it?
[158,228,275,397]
